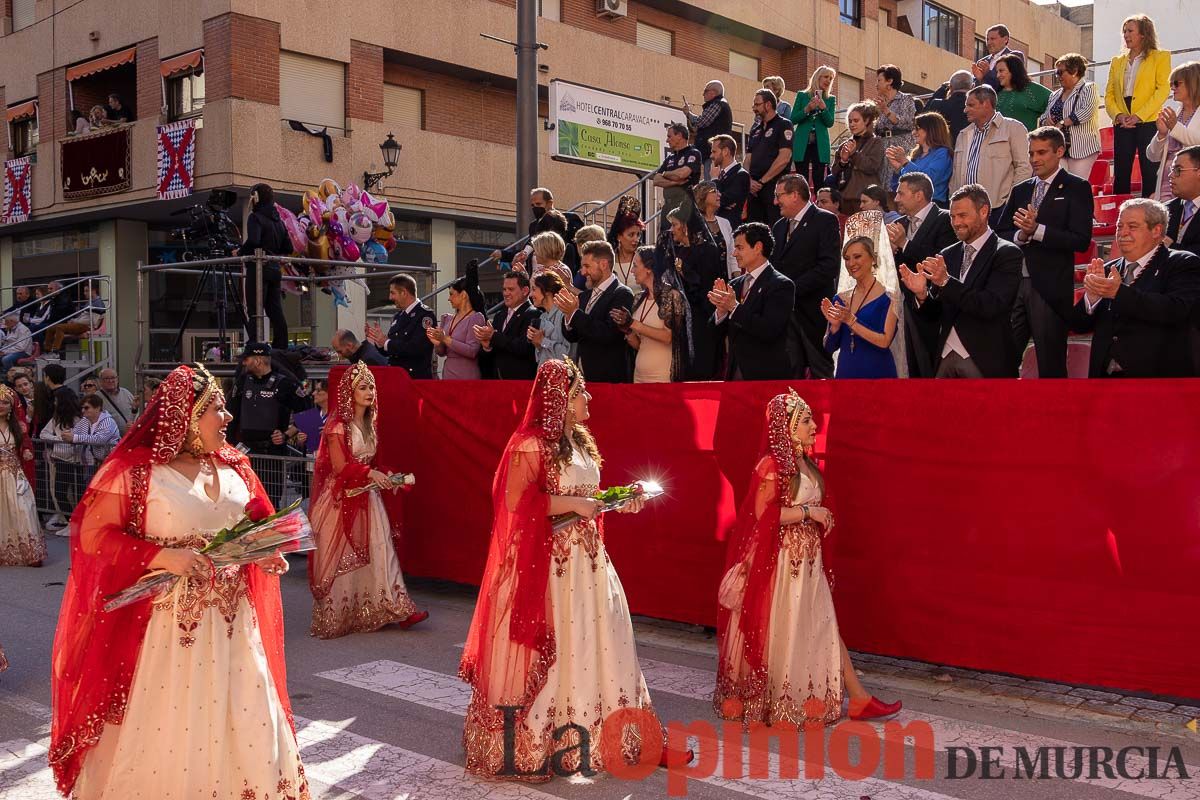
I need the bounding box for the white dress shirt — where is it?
[715,261,770,324]
[567,273,617,327]
[1123,52,1144,98]
[905,202,935,247]
[1084,246,1160,314]
[941,229,995,360]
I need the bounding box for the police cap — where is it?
[240,342,272,359]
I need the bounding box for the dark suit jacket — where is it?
[1067,247,1200,377]
[485,301,540,380]
[712,264,795,379]
[996,169,1094,313]
[562,279,635,382]
[383,302,436,378]
[896,206,958,377]
[925,91,969,141]
[916,233,1023,378]
[1166,198,1200,258]
[770,206,841,343]
[349,341,388,366]
[715,163,751,229]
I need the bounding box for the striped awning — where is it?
[66,47,137,82]
[6,100,37,123]
[160,48,203,78]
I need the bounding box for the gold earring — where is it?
[187,428,204,457]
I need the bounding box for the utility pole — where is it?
[514,0,539,237]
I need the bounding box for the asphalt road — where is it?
[3,537,1198,800]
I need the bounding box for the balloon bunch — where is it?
[276,178,397,307]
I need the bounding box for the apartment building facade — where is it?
[1,0,1083,376]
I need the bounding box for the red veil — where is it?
[714,390,832,723]
[49,365,293,797]
[308,363,400,598]
[0,384,35,487]
[458,359,581,776]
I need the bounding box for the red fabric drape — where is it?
[372,372,1200,700]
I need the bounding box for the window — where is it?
[1027,57,1044,83]
[881,8,892,27]
[840,0,861,27]
[922,2,960,54]
[383,84,424,131]
[12,0,35,30]
[10,118,38,158]
[538,0,560,21]
[279,51,345,132]
[167,69,205,121]
[975,37,989,63]
[839,74,862,109]
[636,21,673,56]
[729,51,760,81]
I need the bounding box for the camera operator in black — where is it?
[239,183,292,350]
[229,342,311,504]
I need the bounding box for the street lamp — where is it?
[363,133,401,192]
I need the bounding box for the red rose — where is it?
[245,496,273,522]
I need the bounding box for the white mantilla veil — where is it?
[835,210,909,378]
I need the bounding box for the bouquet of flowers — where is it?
[345,472,415,498]
[550,480,664,532]
[103,497,315,612]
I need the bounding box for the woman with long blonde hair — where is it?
[791,66,838,189]
[1104,14,1172,196]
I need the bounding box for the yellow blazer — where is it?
[1105,50,1172,122]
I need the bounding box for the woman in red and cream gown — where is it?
[715,390,901,726]
[50,364,308,800]
[308,362,426,638]
[0,382,44,567]
[460,358,690,781]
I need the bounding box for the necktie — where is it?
[741,274,755,301]
[906,215,919,246]
[787,218,799,243]
[1121,259,1136,286]
[1183,202,1197,227]
[1032,179,1049,210]
[960,244,976,282]
[585,287,603,313]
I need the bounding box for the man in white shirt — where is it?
[1071,198,1200,377]
[0,315,33,370]
[900,184,1024,378]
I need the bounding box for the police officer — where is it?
[366,274,437,378]
[652,123,703,223]
[229,342,311,503]
[743,88,794,227]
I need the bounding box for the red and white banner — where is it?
[3,156,32,224]
[156,118,196,200]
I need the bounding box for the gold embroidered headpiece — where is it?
[0,383,14,405]
[784,388,810,439]
[186,363,223,455]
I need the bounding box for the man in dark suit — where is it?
[997,126,1093,377]
[711,134,750,229]
[1165,145,1200,258]
[1068,198,1200,377]
[900,184,1023,378]
[709,222,796,379]
[366,274,436,378]
[332,328,388,366]
[557,241,635,382]
[889,172,958,377]
[474,271,540,380]
[973,25,1024,91]
[769,174,840,379]
[926,70,973,141]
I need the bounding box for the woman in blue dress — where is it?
[821,211,906,378]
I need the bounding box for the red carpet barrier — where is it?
[359,368,1200,700]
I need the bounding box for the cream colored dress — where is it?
[632,296,672,384]
[0,427,45,566]
[765,472,843,723]
[522,443,655,771]
[74,463,308,800]
[309,423,417,638]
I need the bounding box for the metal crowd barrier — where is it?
[28,439,315,525]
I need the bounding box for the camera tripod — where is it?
[169,246,249,363]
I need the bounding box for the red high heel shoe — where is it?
[659,747,695,768]
[849,696,902,721]
[396,610,429,630]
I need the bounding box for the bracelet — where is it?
[801,504,810,520]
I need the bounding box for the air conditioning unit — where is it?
[596,0,628,19]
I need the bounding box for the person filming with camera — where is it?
[238,183,292,350]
